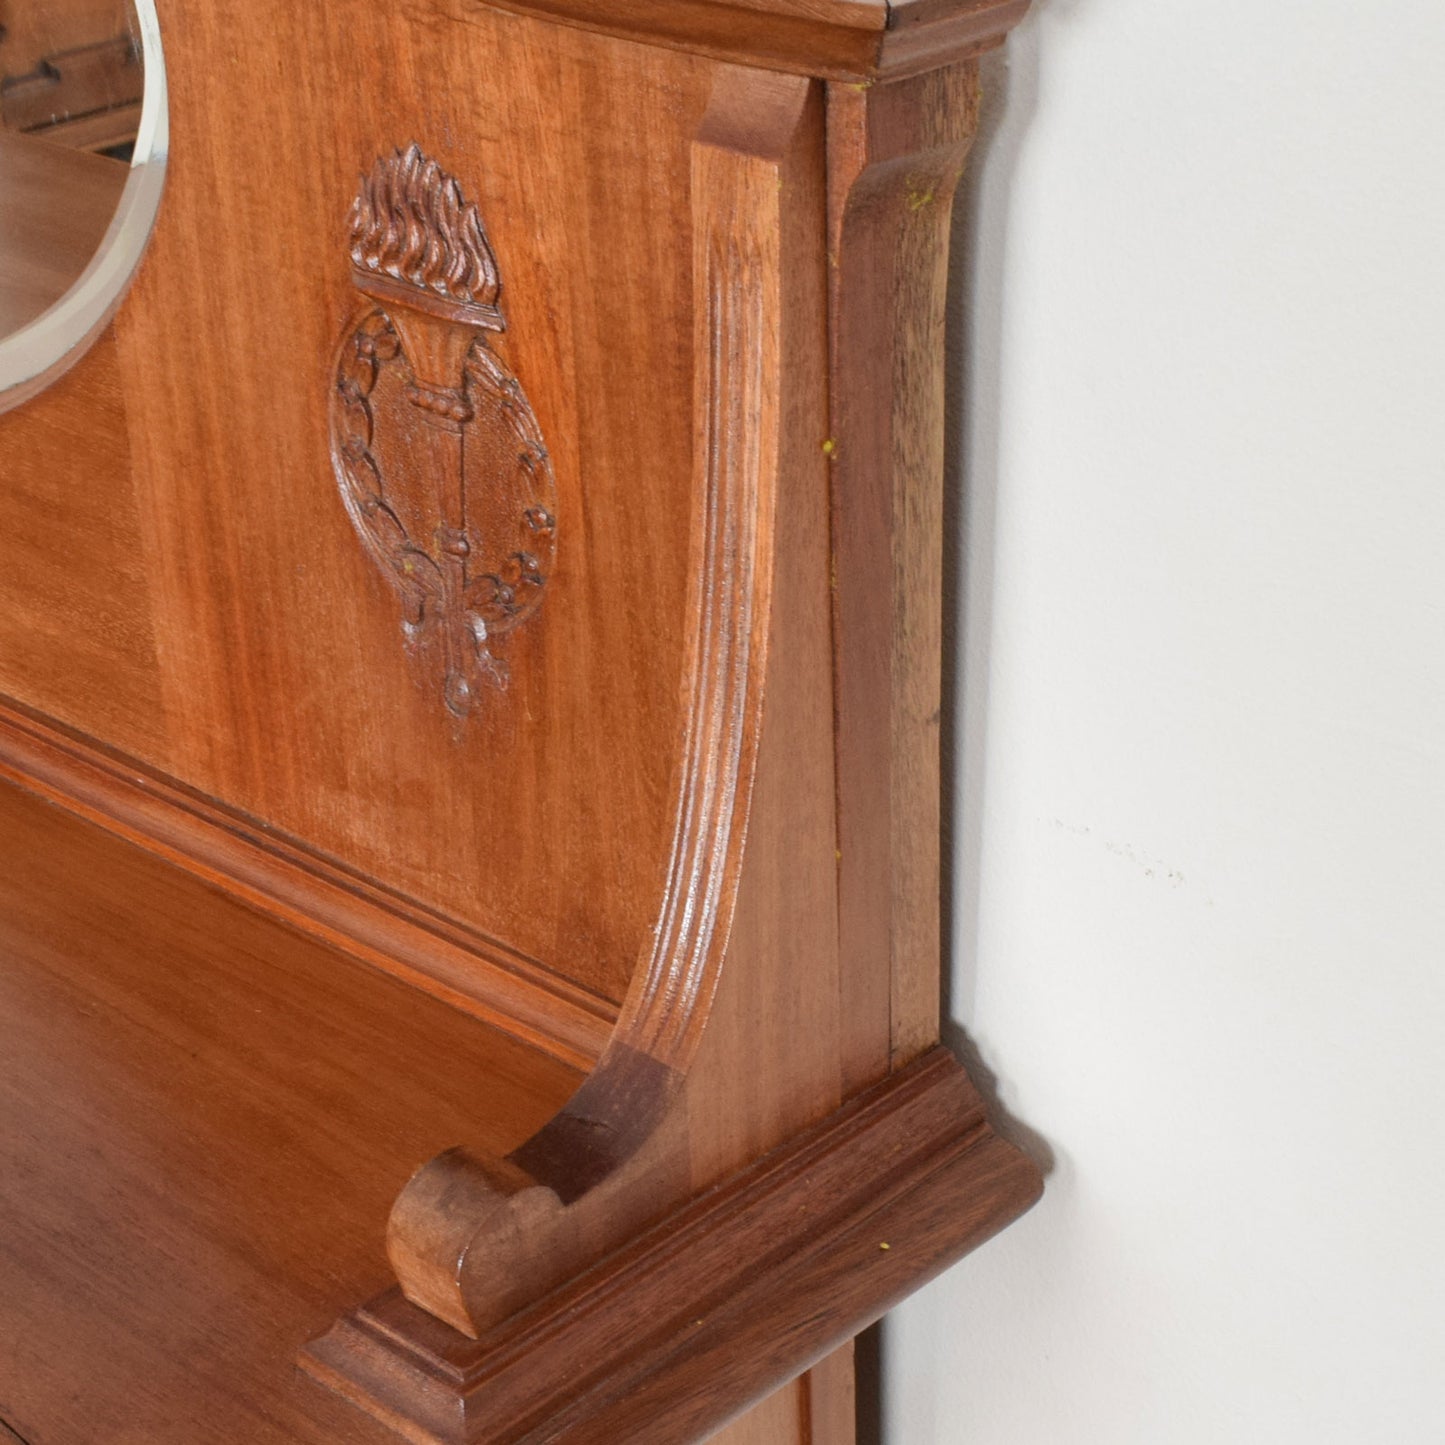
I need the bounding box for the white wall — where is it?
[885,2,1445,1440]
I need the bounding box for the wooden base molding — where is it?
[302,1048,1040,1445]
[478,0,1030,82]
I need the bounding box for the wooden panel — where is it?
[709,1380,808,1445]
[122,5,707,1005]
[343,63,843,1350]
[0,7,730,1013]
[296,35,1040,1442]
[0,6,1041,1441]
[710,1343,854,1445]
[0,697,614,1066]
[703,1343,855,1444]
[826,63,984,1076]
[0,334,164,753]
[801,1344,858,1445]
[0,777,579,1445]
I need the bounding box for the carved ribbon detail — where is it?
[330,145,556,720]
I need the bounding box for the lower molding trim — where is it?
[301,1047,1042,1444]
[0,696,613,1068]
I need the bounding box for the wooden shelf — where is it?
[0,778,578,1445]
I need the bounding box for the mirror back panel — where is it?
[0,2,736,1033]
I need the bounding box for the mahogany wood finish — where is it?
[0,3,716,1021]
[0,0,1040,1440]
[0,779,579,1445]
[0,697,614,1068]
[827,62,984,1075]
[365,65,841,1342]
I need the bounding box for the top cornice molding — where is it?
[467,0,1031,80]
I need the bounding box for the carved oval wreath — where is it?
[328,145,557,722]
[330,308,558,720]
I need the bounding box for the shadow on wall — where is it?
[856,22,1050,1445]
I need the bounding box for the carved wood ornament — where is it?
[331,145,556,720]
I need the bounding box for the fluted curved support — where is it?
[381,64,799,1341]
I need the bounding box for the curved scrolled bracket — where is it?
[381,71,790,1341]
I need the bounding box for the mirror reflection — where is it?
[0,0,166,411]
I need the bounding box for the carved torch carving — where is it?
[330,145,556,720]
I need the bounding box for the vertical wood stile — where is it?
[825,63,984,1079]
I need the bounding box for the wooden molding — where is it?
[0,696,613,1069]
[826,62,986,1079]
[457,0,1030,81]
[303,1048,1041,1445]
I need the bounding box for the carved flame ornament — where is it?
[330,145,556,720]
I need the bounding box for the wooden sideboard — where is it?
[0,1,1041,1440]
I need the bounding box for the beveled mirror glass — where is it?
[0,0,166,413]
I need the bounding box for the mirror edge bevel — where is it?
[0,0,170,416]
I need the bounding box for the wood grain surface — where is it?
[0,4,719,1022]
[0,777,579,1445]
[361,61,843,1345]
[826,63,984,1077]
[0,694,616,1070]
